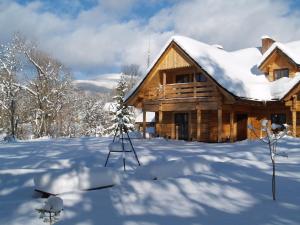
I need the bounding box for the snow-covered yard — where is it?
[0,137,300,225]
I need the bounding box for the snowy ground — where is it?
[0,137,300,225]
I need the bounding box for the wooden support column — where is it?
[218,108,222,143]
[292,110,297,137]
[197,109,201,141]
[163,72,166,99]
[171,112,175,139]
[193,71,196,98]
[188,112,192,140]
[143,110,146,138]
[230,111,234,142]
[158,109,163,137]
[292,95,297,137]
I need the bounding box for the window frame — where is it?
[273,68,289,80]
[175,74,191,83]
[195,73,207,82]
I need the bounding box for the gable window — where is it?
[176,74,190,83]
[195,73,207,82]
[274,69,289,80]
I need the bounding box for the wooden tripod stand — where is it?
[104,123,140,171]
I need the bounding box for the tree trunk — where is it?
[272,159,276,201]
[10,99,15,139]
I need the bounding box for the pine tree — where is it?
[104,74,135,135]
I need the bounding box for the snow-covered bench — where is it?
[34,167,121,195]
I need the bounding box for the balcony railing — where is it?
[144,82,217,100]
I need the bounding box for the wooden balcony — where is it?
[144,82,219,100]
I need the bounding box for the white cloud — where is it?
[149,0,300,50]
[0,0,300,79]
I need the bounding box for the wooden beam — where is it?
[163,72,166,99]
[143,110,146,138]
[171,112,175,139]
[197,109,201,140]
[292,95,297,137]
[230,111,234,142]
[188,112,192,140]
[218,108,222,143]
[158,110,163,137]
[292,110,297,137]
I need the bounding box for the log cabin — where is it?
[124,35,300,142]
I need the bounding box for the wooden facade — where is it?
[126,40,300,142]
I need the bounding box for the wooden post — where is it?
[143,110,146,138]
[197,109,201,141]
[292,95,297,137]
[292,110,297,137]
[163,72,166,99]
[193,71,196,98]
[188,112,192,140]
[230,111,234,142]
[218,108,222,143]
[171,113,175,139]
[159,110,163,137]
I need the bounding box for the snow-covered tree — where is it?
[79,94,109,137]
[121,64,141,89]
[19,39,74,138]
[104,74,135,135]
[248,120,289,200]
[36,196,63,225]
[0,39,23,140]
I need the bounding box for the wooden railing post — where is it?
[163,72,166,99]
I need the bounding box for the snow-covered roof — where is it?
[269,74,300,99]
[125,35,300,102]
[257,41,300,68]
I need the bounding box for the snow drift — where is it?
[34,167,121,195]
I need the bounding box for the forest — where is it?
[0,34,138,141]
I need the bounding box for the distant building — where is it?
[135,111,155,136]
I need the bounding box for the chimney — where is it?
[261,35,275,54]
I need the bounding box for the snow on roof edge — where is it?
[125,35,300,104]
[257,42,300,68]
[124,36,176,102]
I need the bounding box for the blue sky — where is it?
[15,0,177,19]
[1,0,300,79]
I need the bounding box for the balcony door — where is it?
[175,113,189,140]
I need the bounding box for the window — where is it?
[271,113,286,125]
[195,73,207,82]
[274,69,289,80]
[176,74,190,83]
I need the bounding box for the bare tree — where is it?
[121,64,141,90]
[0,39,22,140]
[18,38,74,138]
[248,120,289,200]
